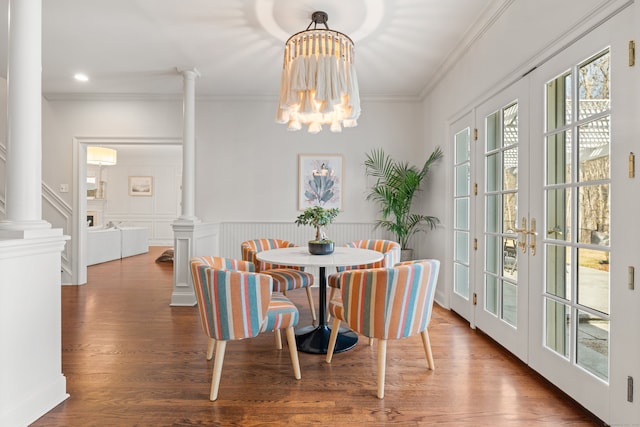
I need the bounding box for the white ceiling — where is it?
[0,0,506,100]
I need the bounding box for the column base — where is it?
[0,223,61,240]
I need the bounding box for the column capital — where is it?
[176,67,200,79]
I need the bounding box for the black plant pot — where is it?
[308,241,334,255]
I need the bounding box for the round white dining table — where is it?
[256,246,383,354]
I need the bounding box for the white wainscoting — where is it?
[219,221,390,259]
[219,221,390,281]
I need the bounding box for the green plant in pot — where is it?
[295,206,340,255]
[364,146,443,260]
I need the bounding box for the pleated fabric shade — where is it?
[87,147,117,165]
[276,11,361,134]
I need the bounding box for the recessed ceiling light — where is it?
[74,73,89,82]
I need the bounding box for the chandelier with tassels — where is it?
[276,11,361,134]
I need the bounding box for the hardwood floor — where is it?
[32,247,603,426]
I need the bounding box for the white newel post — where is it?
[171,68,201,306]
[0,1,70,426]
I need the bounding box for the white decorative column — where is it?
[178,68,199,222]
[0,1,69,426]
[171,68,200,306]
[0,0,51,236]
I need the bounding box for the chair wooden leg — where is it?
[377,339,387,399]
[274,329,282,350]
[210,340,227,401]
[369,337,374,346]
[305,286,317,323]
[420,329,435,370]
[285,327,301,380]
[206,337,215,361]
[327,287,336,321]
[325,318,341,363]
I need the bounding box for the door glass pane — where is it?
[503,237,518,279]
[547,71,572,131]
[486,235,498,275]
[578,53,610,121]
[578,118,610,182]
[578,184,609,246]
[546,188,571,242]
[546,130,572,185]
[455,231,469,264]
[546,244,571,300]
[503,148,518,190]
[502,281,517,326]
[503,103,518,146]
[487,111,499,151]
[485,275,498,316]
[455,198,469,229]
[456,129,470,163]
[577,248,610,315]
[454,263,469,298]
[486,195,499,233]
[455,164,470,196]
[487,153,500,192]
[503,193,517,232]
[576,309,609,381]
[545,298,570,358]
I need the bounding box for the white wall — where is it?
[193,98,426,223]
[87,145,182,245]
[42,97,433,269]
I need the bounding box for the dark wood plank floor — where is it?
[32,247,603,426]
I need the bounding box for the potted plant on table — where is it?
[295,206,340,255]
[364,146,443,260]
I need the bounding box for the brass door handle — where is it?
[514,217,528,253]
[529,218,537,256]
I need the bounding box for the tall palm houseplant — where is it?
[364,147,443,258]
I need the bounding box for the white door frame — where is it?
[70,136,181,285]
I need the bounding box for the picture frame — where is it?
[128,176,153,196]
[298,154,343,210]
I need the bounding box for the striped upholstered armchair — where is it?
[190,256,256,360]
[325,259,440,398]
[241,239,317,323]
[327,239,401,302]
[190,257,301,401]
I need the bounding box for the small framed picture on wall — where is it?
[128,176,153,196]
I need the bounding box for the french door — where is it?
[474,80,531,361]
[450,7,637,423]
[527,9,636,422]
[450,113,474,323]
